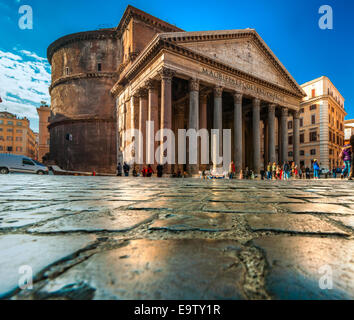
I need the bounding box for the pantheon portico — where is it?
[112,29,306,175]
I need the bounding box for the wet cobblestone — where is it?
[1,175,354,300]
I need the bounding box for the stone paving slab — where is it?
[253,236,354,299]
[28,210,157,233]
[203,202,276,214]
[278,203,354,215]
[246,214,348,235]
[0,234,96,299]
[328,216,354,230]
[149,212,233,232]
[128,200,203,211]
[36,239,246,300]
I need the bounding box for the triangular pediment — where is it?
[160,30,304,96]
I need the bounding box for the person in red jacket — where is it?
[147,165,154,177]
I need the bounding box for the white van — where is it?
[0,154,49,175]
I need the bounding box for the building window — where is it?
[300,150,305,156]
[16,129,22,133]
[329,131,332,141]
[288,121,293,129]
[0,136,3,141]
[329,149,333,155]
[311,115,316,124]
[7,121,13,125]
[288,135,293,145]
[7,136,13,141]
[0,146,2,151]
[16,122,22,126]
[16,137,22,141]
[0,128,2,131]
[310,131,317,142]
[7,146,12,152]
[310,104,317,110]
[333,133,336,143]
[311,89,316,98]
[97,63,102,72]
[16,147,22,152]
[310,149,316,155]
[300,133,305,143]
[288,151,293,157]
[300,118,303,127]
[0,120,3,124]
[7,128,13,132]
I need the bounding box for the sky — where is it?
[0,0,353,132]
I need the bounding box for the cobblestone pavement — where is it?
[1,175,354,300]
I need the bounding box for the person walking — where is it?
[123,162,130,177]
[147,164,154,177]
[272,162,276,180]
[305,166,310,179]
[340,143,352,178]
[157,164,163,178]
[313,159,320,179]
[117,163,122,176]
[266,162,272,180]
[229,161,236,179]
[348,135,354,180]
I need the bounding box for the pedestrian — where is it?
[123,162,130,176]
[305,167,310,179]
[332,167,336,179]
[260,169,265,180]
[229,161,235,179]
[276,165,281,180]
[272,162,276,180]
[340,143,352,178]
[348,135,354,180]
[147,164,154,177]
[313,159,320,179]
[132,166,138,177]
[117,162,122,176]
[157,164,163,177]
[266,162,272,180]
[142,166,147,177]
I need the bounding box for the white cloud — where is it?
[0,48,51,132]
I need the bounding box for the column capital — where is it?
[253,98,261,107]
[281,107,289,117]
[268,104,277,113]
[293,110,301,119]
[158,67,176,81]
[189,78,200,92]
[145,79,159,90]
[214,86,223,98]
[233,91,243,104]
[136,87,148,98]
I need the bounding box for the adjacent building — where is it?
[0,111,38,159]
[37,104,51,162]
[344,119,354,144]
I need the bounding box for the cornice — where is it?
[47,29,117,65]
[115,5,183,38]
[48,116,115,129]
[49,72,118,93]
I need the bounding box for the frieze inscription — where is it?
[201,67,285,103]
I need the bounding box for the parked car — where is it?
[0,154,49,175]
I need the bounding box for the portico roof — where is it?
[113,29,306,99]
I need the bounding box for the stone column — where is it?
[252,98,261,175]
[146,79,159,168]
[188,79,199,174]
[281,107,289,163]
[138,88,148,170]
[293,110,300,168]
[233,92,243,174]
[199,92,208,171]
[268,104,276,164]
[175,104,185,173]
[213,86,223,168]
[264,119,269,168]
[159,67,175,172]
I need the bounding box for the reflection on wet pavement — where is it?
[0,175,353,300]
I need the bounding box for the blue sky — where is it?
[0,0,353,131]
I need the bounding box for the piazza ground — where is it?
[0,175,354,300]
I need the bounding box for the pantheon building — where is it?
[48,5,306,174]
